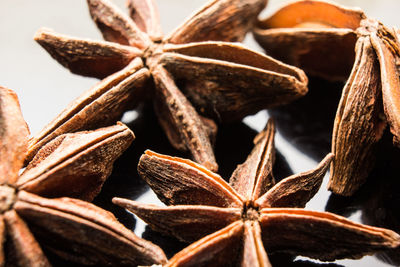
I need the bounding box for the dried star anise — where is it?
[253,0,400,196]
[0,86,167,266]
[113,119,400,266]
[31,0,308,171]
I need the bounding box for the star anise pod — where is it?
[31,0,308,171]
[253,0,400,196]
[0,86,166,266]
[113,119,400,266]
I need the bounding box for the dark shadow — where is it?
[214,121,258,179]
[142,226,187,259]
[93,104,183,230]
[214,120,292,183]
[269,76,343,161]
[45,249,86,267]
[273,150,295,183]
[325,192,359,219]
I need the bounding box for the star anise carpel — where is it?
[114,119,400,266]
[0,86,167,266]
[32,0,308,172]
[253,0,400,196]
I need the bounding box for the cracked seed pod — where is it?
[254,0,400,196]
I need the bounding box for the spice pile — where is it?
[1,0,399,266]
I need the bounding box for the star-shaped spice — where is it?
[31,0,308,171]
[113,119,400,266]
[253,0,400,196]
[0,86,166,265]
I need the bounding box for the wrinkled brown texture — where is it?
[330,35,385,195]
[0,87,29,185]
[14,191,166,266]
[254,0,400,196]
[33,0,309,171]
[114,119,400,266]
[0,86,166,266]
[20,122,135,201]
